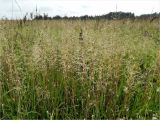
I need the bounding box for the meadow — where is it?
[0,19,160,119]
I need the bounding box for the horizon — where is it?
[0,0,160,19]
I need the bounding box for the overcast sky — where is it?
[0,0,160,19]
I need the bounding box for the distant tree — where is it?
[137,12,160,20]
[63,16,68,19]
[34,14,43,20]
[43,13,48,20]
[30,13,33,19]
[80,15,89,20]
[53,15,61,20]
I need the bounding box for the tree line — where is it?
[33,12,160,20]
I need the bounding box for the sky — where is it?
[0,0,160,19]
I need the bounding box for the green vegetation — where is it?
[0,19,160,119]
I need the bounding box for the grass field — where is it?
[0,19,160,119]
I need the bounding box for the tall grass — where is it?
[0,19,160,119]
